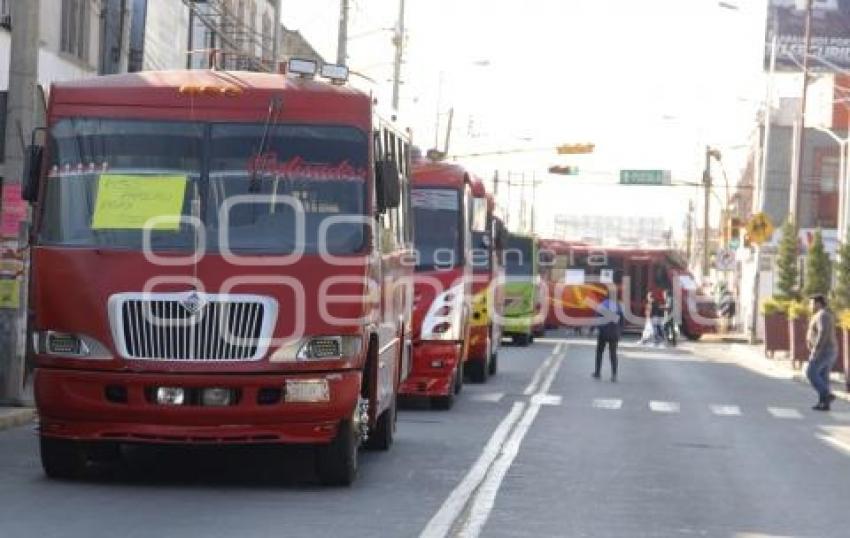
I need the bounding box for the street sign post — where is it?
[619,170,671,185]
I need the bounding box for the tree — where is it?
[803,229,831,297]
[833,235,850,311]
[775,220,799,300]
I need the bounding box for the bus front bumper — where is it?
[34,368,362,445]
[399,341,462,397]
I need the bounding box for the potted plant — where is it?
[787,300,811,368]
[761,298,789,358]
[765,220,800,359]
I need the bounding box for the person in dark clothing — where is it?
[593,288,624,382]
[650,293,664,345]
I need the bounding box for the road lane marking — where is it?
[468,392,505,403]
[829,411,850,422]
[593,398,623,410]
[768,407,803,419]
[816,433,850,456]
[710,405,741,416]
[457,353,565,538]
[649,401,680,413]
[419,402,527,538]
[530,394,562,406]
[522,354,555,396]
[421,347,565,538]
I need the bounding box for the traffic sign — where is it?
[619,170,671,185]
[745,212,774,245]
[715,248,736,271]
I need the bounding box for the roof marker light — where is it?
[288,58,318,78]
[320,63,349,84]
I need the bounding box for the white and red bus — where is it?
[399,159,477,409]
[540,242,717,340]
[24,64,413,485]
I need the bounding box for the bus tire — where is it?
[681,324,702,341]
[40,436,88,480]
[454,360,464,394]
[468,359,488,383]
[431,390,455,410]
[316,419,359,486]
[513,334,531,347]
[365,397,396,451]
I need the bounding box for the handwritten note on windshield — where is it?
[91,175,187,231]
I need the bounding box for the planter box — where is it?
[788,316,809,368]
[763,312,789,358]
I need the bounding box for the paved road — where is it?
[1,335,849,538]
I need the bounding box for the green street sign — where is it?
[619,170,671,185]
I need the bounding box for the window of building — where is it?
[61,0,90,61]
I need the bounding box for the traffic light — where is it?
[548,165,579,175]
[727,217,742,249]
[556,143,595,155]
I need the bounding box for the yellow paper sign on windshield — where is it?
[0,279,20,309]
[91,174,187,231]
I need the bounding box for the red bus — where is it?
[540,243,716,340]
[24,65,413,485]
[466,181,503,382]
[399,159,476,409]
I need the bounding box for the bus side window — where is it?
[654,263,671,290]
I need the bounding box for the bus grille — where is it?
[113,294,273,361]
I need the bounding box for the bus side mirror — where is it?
[376,159,401,211]
[22,145,43,203]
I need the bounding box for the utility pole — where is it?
[530,171,537,235]
[702,146,713,279]
[336,0,349,65]
[443,107,454,155]
[1,0,39,404]
[791,0,813,229]
[686,199,693,263]
[391,0,405,111]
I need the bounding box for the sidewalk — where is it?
[689,334,850,402]
[0,407,35,432]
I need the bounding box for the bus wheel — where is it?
[40,436,88,480]
[365,397,396,451]
[489,349,499,376]
[316,419,359,486]
[513,334,531,347]
[431,390,455,410]
[468,359,488,383]
[454,361,464,394]
[681,324,702,341]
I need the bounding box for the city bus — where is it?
[540,243,716,340]
[24,64,413,485]
[466,181,504,382]
[399,159,476,409]
[502,232,541,346]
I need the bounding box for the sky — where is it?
[281,0,773,240]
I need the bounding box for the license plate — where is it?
[285,379,330,403]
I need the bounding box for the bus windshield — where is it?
[412,187,462,269]
[38,118,368,255]
[505,236,533,277]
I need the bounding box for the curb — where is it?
[0,408,36,432]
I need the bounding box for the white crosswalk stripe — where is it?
[710,405,742,416]
[531,394,563,406]
[649,401,680,413]
[592,398,623,410]
[768,407,803,419]
[468,392,505,403]
[829,411,850,422]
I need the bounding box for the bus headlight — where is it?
[32,331,111,359]
[270,336,363,362]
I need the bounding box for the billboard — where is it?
[766,0,850,72]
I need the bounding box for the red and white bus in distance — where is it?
[399,159,476,409]
[25,65,413,486]
[540,242,717,340]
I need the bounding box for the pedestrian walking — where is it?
[806,294,838,411]
[593,287,624,382]
[662,289,676,346]
[650,293,664,346]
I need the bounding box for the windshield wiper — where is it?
[250,95,283,193]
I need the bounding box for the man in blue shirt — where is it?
[593,287,624,382]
